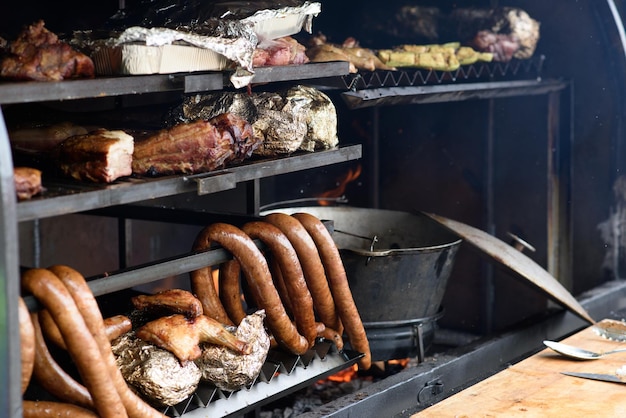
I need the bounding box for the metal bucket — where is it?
[262,206,462,360]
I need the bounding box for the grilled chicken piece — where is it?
[131,289,203,318]
[136,314,250,363]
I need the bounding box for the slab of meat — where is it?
[132,113,261,176]
[0,20,94,81]
[14,167,43,200]
[252,36,309,67]
[55,129,134,183]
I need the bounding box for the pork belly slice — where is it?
[55,129,134,183]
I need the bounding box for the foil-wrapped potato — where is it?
[195,310,270,391]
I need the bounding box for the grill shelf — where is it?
[339,55,545,91]
[162,341,363,417]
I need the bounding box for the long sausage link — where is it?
[46,264,164,418]
[268,254,294,316]
[21,268,127,418]
[192,223,309,354]
[40,310,132,350]
[23,400,99,418]
[19,297,35,395]
[191,232,234,325]
[243,221,318,348]
[292,212,371,370]
[316,322,344,351]
[31,312,94,409]
[22,401,98,418]
[263,213,341,332]
[219,260,248,325]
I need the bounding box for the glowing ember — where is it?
[317,164,362,205]
[324,364,359,383]
[387,358,410,368]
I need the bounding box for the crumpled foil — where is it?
[239,2,321,35]
[195,310,270,392]
[114,22,257,72]
[168,85,337,154]
[283,85,338,151]
[112,331,202,407]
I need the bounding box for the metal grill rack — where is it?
[339,55,545,91]
[163,342,363,417]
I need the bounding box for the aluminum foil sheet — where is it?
[284,85,338,151]
[114,23,257,72]
[112,332,202,407]
[195,310,270,392]
[169,85,338,154]
[240,1,321,34]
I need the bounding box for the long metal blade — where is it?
[423,213,595,324]
[562,371,626,384]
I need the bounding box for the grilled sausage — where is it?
[21,268,127,418]
[316,322,344,351]
[191,234,234,325]
[292,212,371,370]
[103,315,133,342]
[191,223,309,354]
[242,221,317,348]
[23,400,99,418]
[19,297,35,395]
[46,264,164,418]
[39,310,132,350]
[219,260,248,325]
[263,213,341,332]
[268,254,293,315]
[31,312,94,409]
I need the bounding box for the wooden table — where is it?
[414,320,626,417]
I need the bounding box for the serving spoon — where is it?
[543,340,626,360]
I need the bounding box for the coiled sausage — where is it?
[242,221,317,348]
[21,268,127,418]
[191,223,309,354]
[19,297,35,395]
[263,213,341,332]
[292,212,371,370]
[47,264,164,418]
[219,260,248,325]
[23,400,98,418]
[39,310,132,350]
[31,312,94,409]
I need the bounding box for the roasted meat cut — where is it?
[14,167,43,200]
[131,289,203,318]
[0,20,94,81]
[132,113,261,176]
[55,129,134,183]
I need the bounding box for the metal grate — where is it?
[340,55,545,91]
[162,341,363,417]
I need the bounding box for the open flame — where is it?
[324,364,359,383]
[320,358,411,385]
[316,164,362,206]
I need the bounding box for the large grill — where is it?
[3,1,626,416]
